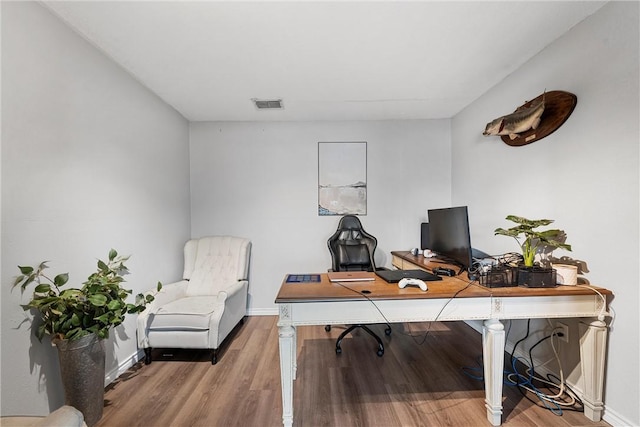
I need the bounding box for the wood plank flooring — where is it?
[97,316,610,427]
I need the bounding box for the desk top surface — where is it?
[275,273,611,303]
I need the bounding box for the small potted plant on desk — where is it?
[12,249,161,426]
[494,215,572,287]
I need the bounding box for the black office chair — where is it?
[325,215,391,357]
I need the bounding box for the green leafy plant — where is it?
[494,215,572,267]
[13,249,161,341]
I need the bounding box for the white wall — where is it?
[452,2,639,426]
[189,120,451,312]
[1,2,191,416]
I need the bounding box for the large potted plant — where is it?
[494,215,572,287]
[12,249,160,426]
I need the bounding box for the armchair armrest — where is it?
[217,280,248,304]
[136,280,188,348]
[143,280,188,312]
[209,280,249,348]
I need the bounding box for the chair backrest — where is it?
[182,236,251,296]
[327,215,377,272]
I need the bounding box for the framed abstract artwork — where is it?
[318,142,367,216]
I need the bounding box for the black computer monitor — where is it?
[427,206,473,275]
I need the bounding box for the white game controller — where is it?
[398,277,428,291]
[423,249,436,258]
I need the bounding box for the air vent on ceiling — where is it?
[252,98,284,110]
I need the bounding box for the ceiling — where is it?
[43,1,607,122]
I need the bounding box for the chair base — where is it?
[142,318,245,365]
[333,324,390,357]
[144,347,220,365]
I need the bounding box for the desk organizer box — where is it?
[478,265,518,288]
[517,266,557,288]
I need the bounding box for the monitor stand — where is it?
[472,247,491,259]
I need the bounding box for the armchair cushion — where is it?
[151,296,218,330]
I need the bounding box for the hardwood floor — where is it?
[97,316,610,427]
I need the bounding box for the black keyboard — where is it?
[419,271,444,281]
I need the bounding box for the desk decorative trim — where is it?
[279,304,290,320]
[493,297,502,314]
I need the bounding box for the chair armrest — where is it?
[137,280,188,349]
[142,280,188,313]
[209,280,249,345]
[217,280,248,304]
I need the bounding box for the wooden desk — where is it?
[275,268,611,427]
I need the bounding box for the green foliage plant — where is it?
[13,249,161,341]
[494,215,572,267]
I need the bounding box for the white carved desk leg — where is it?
[579,318,608,421]
[278,304,296,427]
[483,319,505,426]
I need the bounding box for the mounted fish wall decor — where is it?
[483,90,577,146]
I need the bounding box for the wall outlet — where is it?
[555,322,569,343]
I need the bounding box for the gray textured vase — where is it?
[54,333,105,427]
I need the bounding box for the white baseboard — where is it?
[248,307,278,316]
[602,407,636,427]
[105,349,144,387]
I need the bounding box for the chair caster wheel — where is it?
[377,349,384,357]
[385,327,392,336]
[325,325,331,332]
[336,347,342,355]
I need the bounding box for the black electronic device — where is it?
[427,206,473,276]
[376,269,441,283]
[433,267,456,277]
[420,222,430,250]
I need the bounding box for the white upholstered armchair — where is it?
[137,236,251,365]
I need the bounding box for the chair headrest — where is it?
[337,215,364,231]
